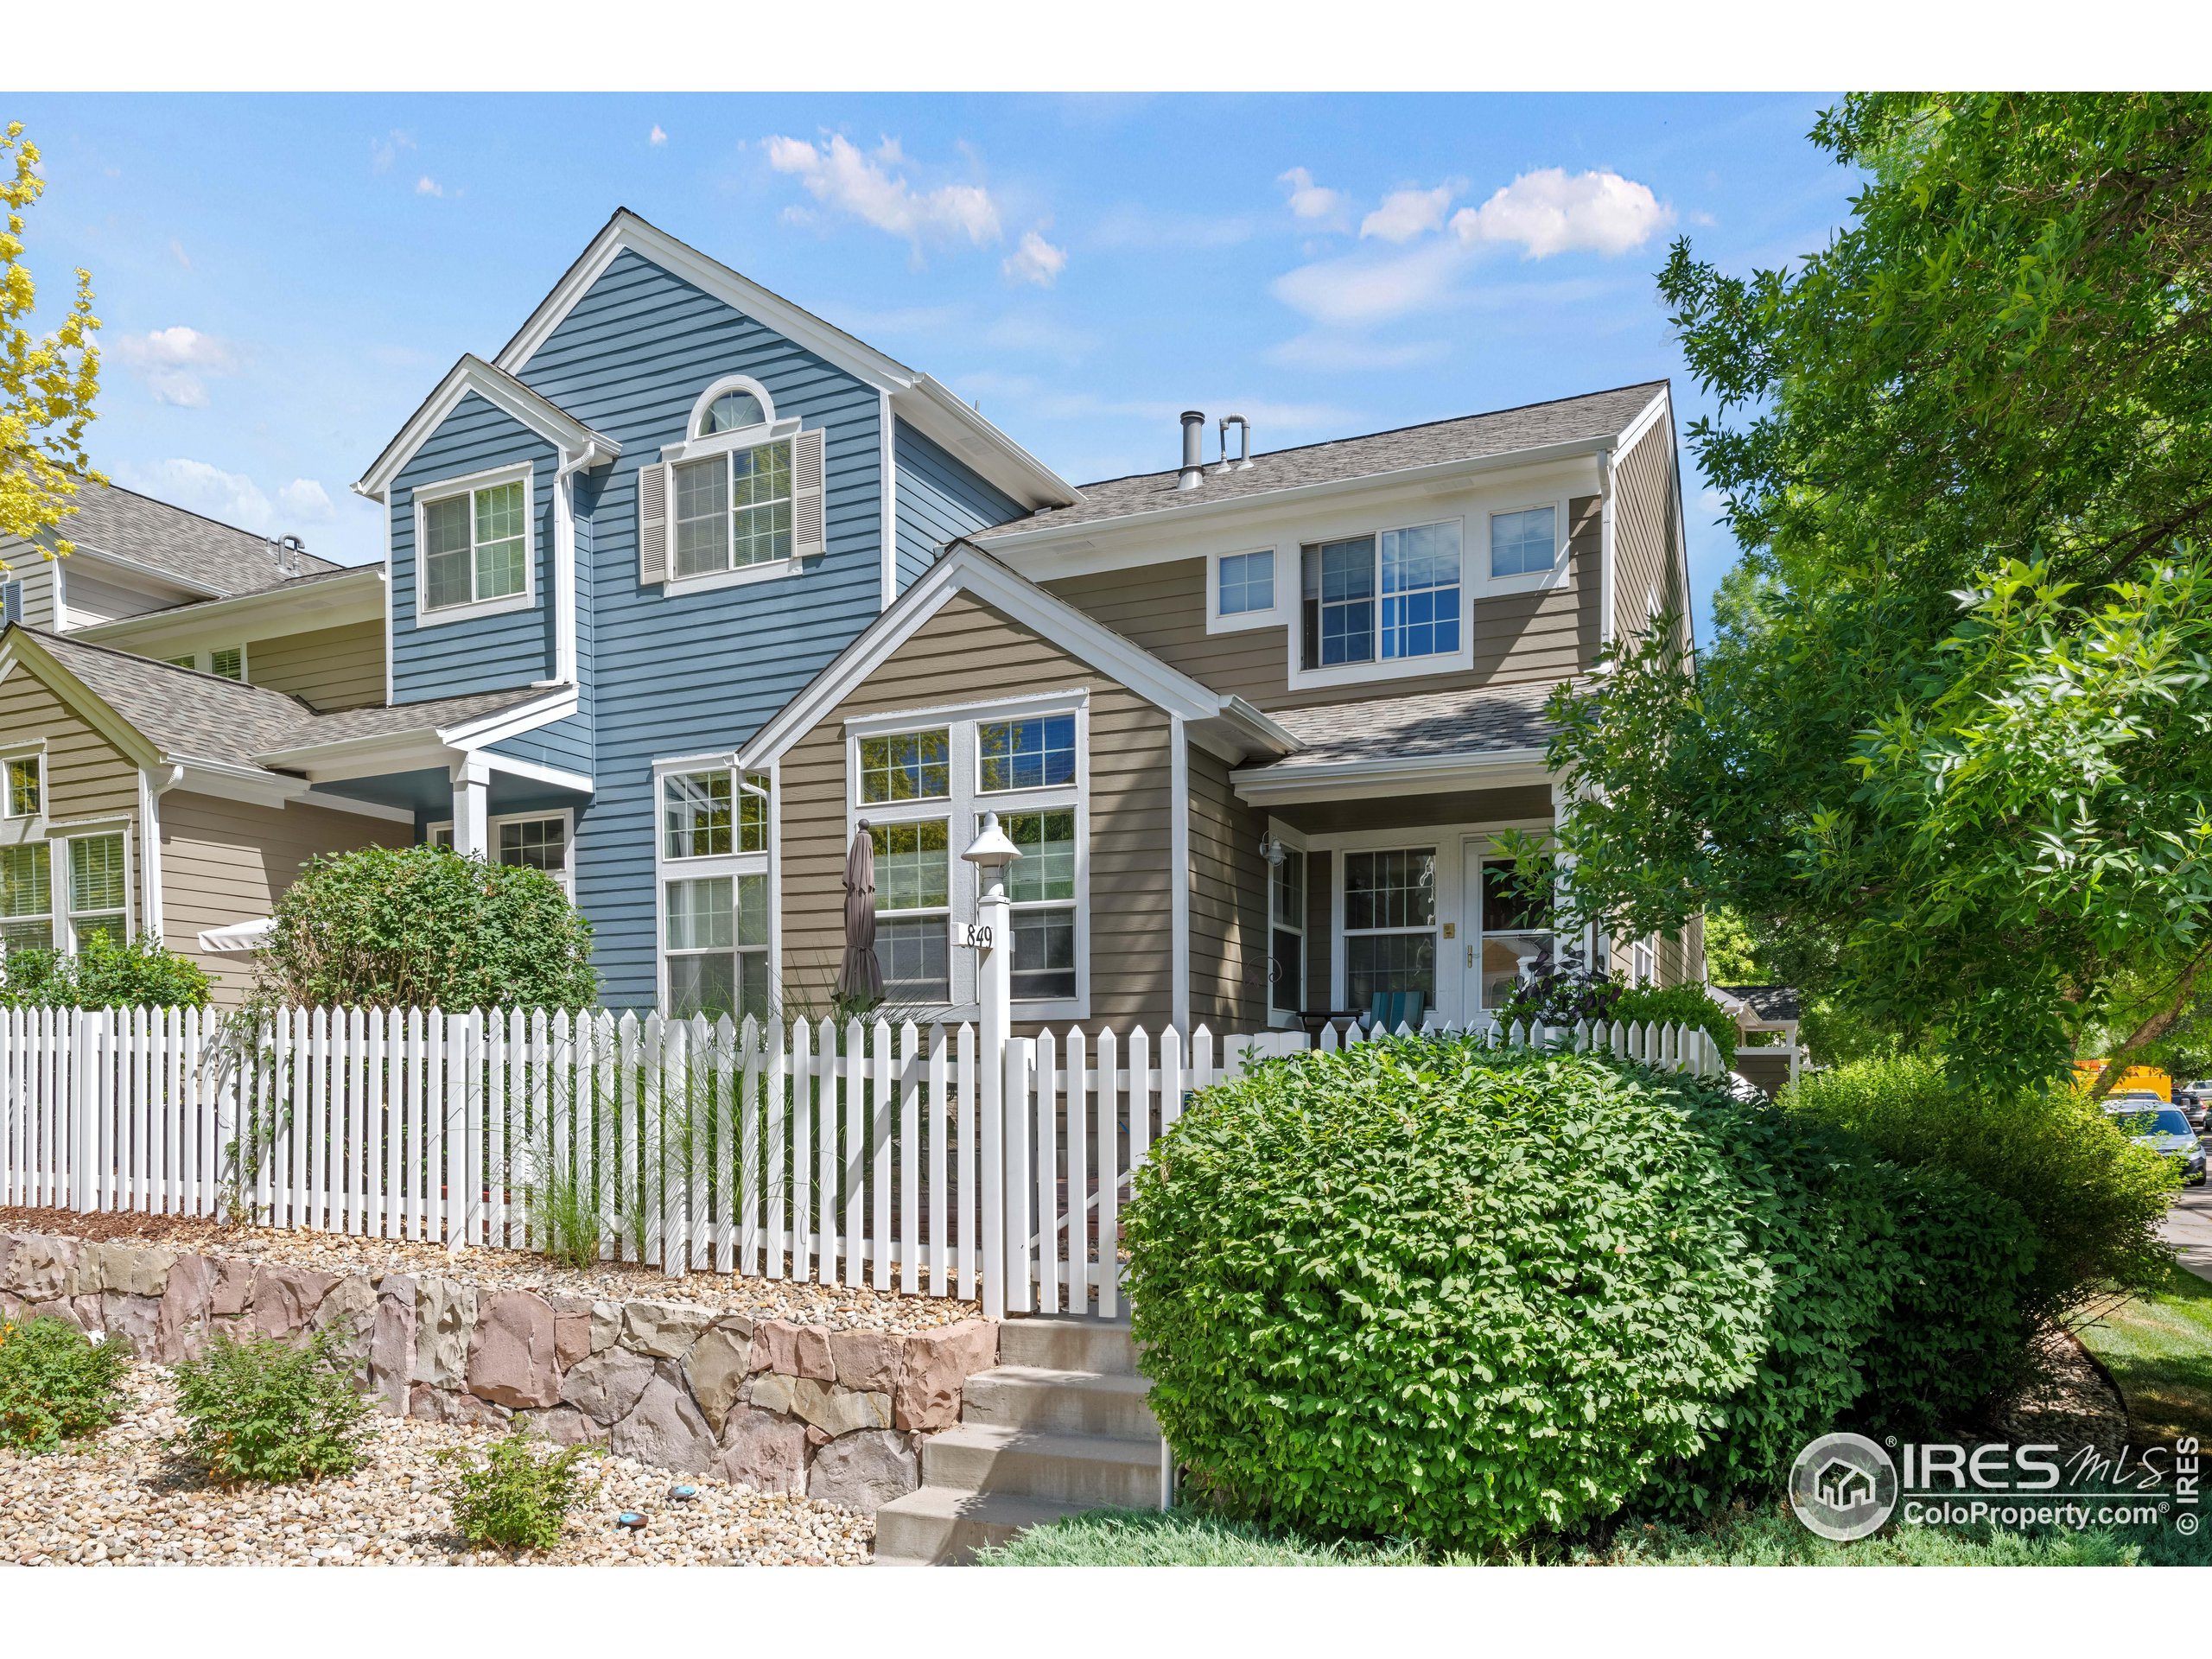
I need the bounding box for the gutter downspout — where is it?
[544,444,603,690]
[139,762,184,945]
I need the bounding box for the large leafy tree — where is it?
[1545,93,2212,1090]
[1,120,102,569]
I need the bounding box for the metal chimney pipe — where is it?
[1177,410,1205,491]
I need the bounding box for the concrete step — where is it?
[872,1487,1096,1567]
[961,1365,1160,1438]
[920,1421,1163,1508]
[995,1316,1141,1375]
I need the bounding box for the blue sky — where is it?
[7,92,1856,639]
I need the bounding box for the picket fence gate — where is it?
[0,1004,1722,1319]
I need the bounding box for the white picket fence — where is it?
[0,1004,1720,1319]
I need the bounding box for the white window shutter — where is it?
[639,461,670,586]
[792,427,826,559]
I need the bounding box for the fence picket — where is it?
[1062,1027,1085,1316]
[871,1018,893,1293]
[1034,1027,1060,1316]
[1096,1027,1121,1320]
[898,1020,920,1297]
[817,1017,841,1287]
[956,1022,976,1300]
[790,1018,812,1282]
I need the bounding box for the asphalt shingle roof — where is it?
[37,480,346,595]
[28,630,550,773]
[1717,985,1802,1024]
[1248,681,1560,772]
[985,382,1667,537]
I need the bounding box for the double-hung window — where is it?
[658,768,771,1020]
[1300,520,1462,671]
[1268,842,1306,1019]
[3,754,39,821]
[1343,849,1437,1014]
[68,834,128,947]
[1217,550,1274,617]
[674,438,794,578]
[420,471,530,616]
[1478,857,1555,1008]
[852,702,1087,1014]
[0,842,51,955]
[1490,505,1559,578]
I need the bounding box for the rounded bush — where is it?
[1124,1039,1774,1550]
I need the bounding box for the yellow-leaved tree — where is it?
[1,120,102,576]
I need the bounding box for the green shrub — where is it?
[0,931,212,1010]
[171,1327,372,1484]
[0,1314,132,1452]
[442,1429,594,1550]
[1493,967,1738,1066]
[1125,1039,1776,1551]
[1786,1052,2177,1324]
[1610,982,1738,1067]
[247,843,595,1015]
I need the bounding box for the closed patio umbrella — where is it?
[836,820,883,1002]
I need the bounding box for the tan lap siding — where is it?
[1186,746,1267,1029]
[0,665,144,945]
[159,791,406,1007]
[247,620,386,711]
[778,592,1176,1033]
[1611,420,1687,651]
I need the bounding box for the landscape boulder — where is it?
[466,1291,560,1408]
[807,1429,918,1510]
[893,1319,1000,1432]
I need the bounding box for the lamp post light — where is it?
[960,810,1022,1319]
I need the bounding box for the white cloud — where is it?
[126,460,271,530]
[277,479,335,523]
[649,124,668,146]
[416,175,444,198]
[765,133,1000,247]
[1451,168,1673,257]
[1003,230,1066,288]
[111,326,238,408]
[168,238,189,269]
[1361,185,1453,245]
[1278,166,1345,224]
[1262,332,1449,372]
[369,130,413,174]
[1270,239,1465,329]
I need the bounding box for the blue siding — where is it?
[390,393,560,701]
[894,418,1024,594]
[514,249,887,1005]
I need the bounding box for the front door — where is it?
[1461,842,1555,1020]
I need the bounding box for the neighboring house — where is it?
[1714,983,1805,1097]
[1,209,1705,1031]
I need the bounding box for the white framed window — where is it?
[1294,518,1471,688]
[1342,848,1438,1020]
[674,437,795,579]
[846,690,1090,1019]
[162,645,247,681]
[652,760,775,1020]
[1478,856,1555,1009]
[639,385,824,598]
[1265,822,1309,1025]
[687,374,777,442]
[1208,546,1289,634]
[0,842,52,955]
[1491,505,1560,579]
[425,810,575,894]
[3,752,41,821]
[412,462,536,626]
[67,831,129,947]
[1633,940,1656,987]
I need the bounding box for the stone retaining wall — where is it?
[0,1232,998,1514]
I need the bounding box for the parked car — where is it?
[2175,1080,2212,1128]
[2106,1102,2208,1185]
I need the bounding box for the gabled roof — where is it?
[978,381,1669,542]
[739,543,1296,771]
[354,353,621,498]
[21,479,345,596]
[486,209,1076,512]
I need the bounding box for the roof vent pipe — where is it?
[1219,414,1253,472]
[1177,410,1205,491]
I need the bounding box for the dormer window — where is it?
[699,389,767,436]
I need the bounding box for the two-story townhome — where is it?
[3,208,1700,1031]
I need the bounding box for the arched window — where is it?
[690,375,775,440]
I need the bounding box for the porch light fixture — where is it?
[1258,833,1287,868]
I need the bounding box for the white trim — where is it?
[1262,816,1311,1029]
[137,765,177,942]
[353,353,619,499]
[658,413,800,467]
[250,685,582,783]
[1614,388,1671,458]
[880,389,897,613]
[442,684,581,748]
[1597,448,1616,652]
[682,374,778,446]
[843,697,1090,1023]
[469,751,597,798]
[1170,715,1191,1033]
[766,759,785,1017]
[0,738,47,835]
[1480,496,1577,596]
[73,566,385,655]
[426,806,577,893]
[663,556,806,600]
[410,460,540,629]
[490,211,1073,512]
[1205,545,1290,635]
[379,486,397,706]
[651,758,774,1017]
[55,542,225,601]
[1287,514,1474,694]
[550,453,587,687]
[1232,748,1553,808]
[296,789,416,826]
[50,817,135,954]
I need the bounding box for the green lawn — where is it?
[2077,1262,2212,1446]
[975,1503,2211,1567]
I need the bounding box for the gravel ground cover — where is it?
[0,1364,874,1566]
[0,1205,973,1335]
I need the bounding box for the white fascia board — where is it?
[62,543,226,600]
[737,546,1229,771]
[1614,387,1672,457]
[493,211,1074,513]
[1230,748,1555,806]
[440,684,579,748]
[73,567,386,651]
[354,355,618,498]
[471,751,596,798]
[972,435,1621,569]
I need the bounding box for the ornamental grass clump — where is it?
[171,1327,372,1484]
[1125,1039,1776,1551]
[442,1429,595,1550]
[0,1315,132,1452]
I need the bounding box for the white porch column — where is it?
[450,755,491,858]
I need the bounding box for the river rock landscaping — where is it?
[0,1215,1001,1518]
